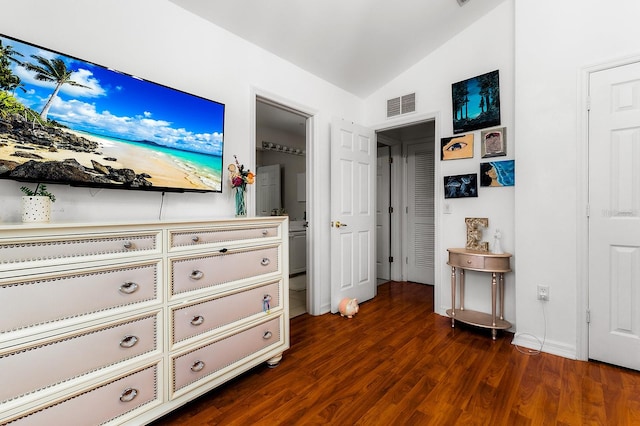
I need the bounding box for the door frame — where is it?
[250,87,320,314]
[577,54,640,361]
[371,112,443,312]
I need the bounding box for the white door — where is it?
[589,61,640,370]
[407,142,435,284]
[256,164,281,216]
[376,146,391,280]
[330,118,376,311]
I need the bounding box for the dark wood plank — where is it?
[151,282,640,425]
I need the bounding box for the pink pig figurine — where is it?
[338,298,359,318]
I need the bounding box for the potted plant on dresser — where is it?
[20,183,56,222]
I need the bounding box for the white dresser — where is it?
[0,217,289,425]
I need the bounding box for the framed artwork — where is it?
[452,70,500,134]
[480,160,515,187]
[441,133,474,160]
[481,127,507,158]
[444,173,478,198]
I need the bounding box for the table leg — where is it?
[450,266,456,327]
[499,273,505,321]
[460,269,465,311]
[491,272,497,340]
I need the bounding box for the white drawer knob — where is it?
[261,258,270,266]
[190,315,205,326]
[119,335,139,348]
[119,387,138,402]
[190,270,204,280]
[263,331,273,340]
[123,241,133,249]
[119,282,139,294]
[191,360,205,372]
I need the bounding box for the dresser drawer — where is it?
[168,224,280,250]
[5,363,160,426]
[0,231,160,269]
[171,316,282,395]
[170,246,280,296]
[171,281,281,346]
[0,313,159,404]
[0,261,160,334]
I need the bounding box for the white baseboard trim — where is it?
[512,332,577,360]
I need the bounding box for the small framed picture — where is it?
[441,133,474,160]
[480,127,507,158]
[444,173,478,198]
[480,160,515,187]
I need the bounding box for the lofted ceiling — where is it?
[170,0,508,99]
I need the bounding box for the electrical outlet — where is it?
[537,285,550,301]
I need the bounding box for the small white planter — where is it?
[21,196,52,223]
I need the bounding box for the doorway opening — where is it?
[255,97,310,318]
[376,120,436,287]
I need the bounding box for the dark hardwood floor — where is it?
[151,281,640,425]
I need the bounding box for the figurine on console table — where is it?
[492,229,503,254]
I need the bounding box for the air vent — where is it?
[387,93,416,118]
[387,97,401,118]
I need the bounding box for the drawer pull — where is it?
[190,315,205,326]
[262,230,268,236]
[261,258,270,266]
[119,282,139,294]
[190,270,204,280]
[123,241,133,249]
[119,387,138,402]
[191,360,205,372]
[467,260,472,264]
[263,331,273,340]
[192,235,200,242]
[119,335,139,348]
[219,248,228,253]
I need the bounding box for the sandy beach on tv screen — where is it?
[0,128,221,191]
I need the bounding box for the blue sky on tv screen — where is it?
[1,35,224,157]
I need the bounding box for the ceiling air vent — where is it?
[387,93,416,118]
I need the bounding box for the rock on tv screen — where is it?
[0,33,225,193]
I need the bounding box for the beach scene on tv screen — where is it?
[0,34,224,192]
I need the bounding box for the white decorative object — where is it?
[21,196,51,222]
[492,229,503,254]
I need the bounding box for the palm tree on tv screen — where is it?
[0,40,24,92]
[24,54,90,121]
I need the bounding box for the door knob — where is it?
[333,221,348,228]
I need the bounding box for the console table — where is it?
[446,248,512,340]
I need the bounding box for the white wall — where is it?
[365,2,516,327]
[514,0,640,358]
[0,0,363,314]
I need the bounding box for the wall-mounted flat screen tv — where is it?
[0,34,225,193]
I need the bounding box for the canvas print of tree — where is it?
[452,70,500,134]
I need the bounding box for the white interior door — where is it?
[406,142,435,284]
[588,60,640,370]
[376,146,391,280]
[256,164,281,216]
[330,118,376,311]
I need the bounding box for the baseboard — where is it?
[512,333,577,360]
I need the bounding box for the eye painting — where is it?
[441,133,474,160]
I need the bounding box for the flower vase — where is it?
[235,187,247,217]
